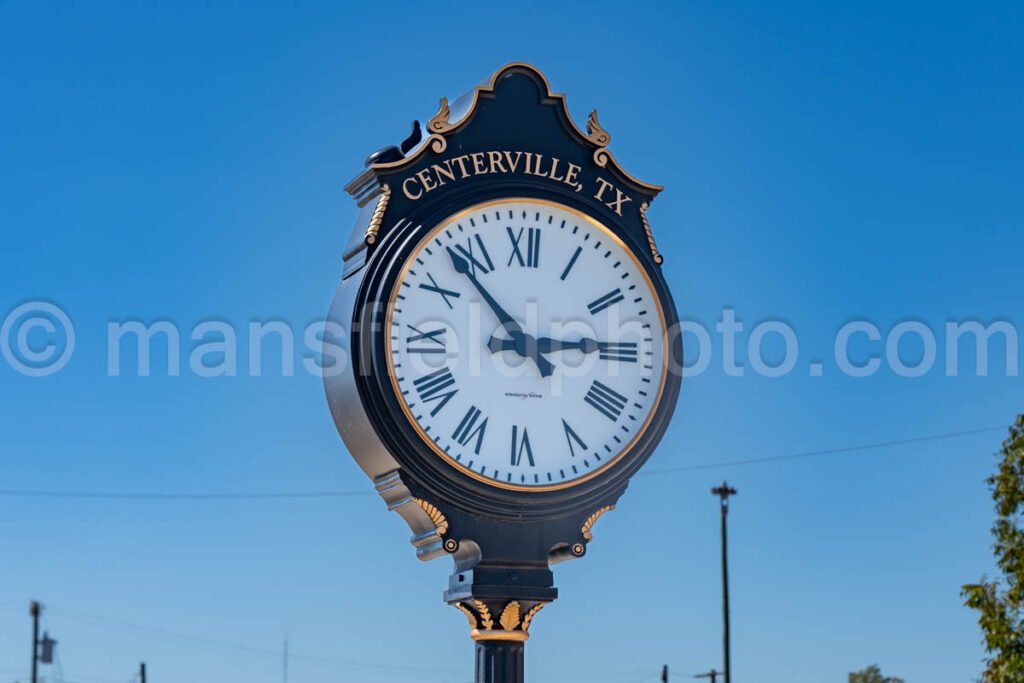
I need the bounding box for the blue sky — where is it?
[0,2,1021,682]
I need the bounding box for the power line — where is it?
[0,425,1007,501]
[640,425,1005,476]
[46,606,465,677]
[44,604,666,682]
[0,489,371,500]
[50,673,126,683]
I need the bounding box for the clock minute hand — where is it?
[448,248,555,378]
[447,247,523,335]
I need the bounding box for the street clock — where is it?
[325,63,681,682]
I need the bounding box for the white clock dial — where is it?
[386,198,668,491]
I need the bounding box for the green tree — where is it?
[963,415,1024,682]
[848,664,904,683]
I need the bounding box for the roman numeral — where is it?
[587,288,625,315]
[506,226,540,268]
[452,405,488,454]
[598,341,638,362]
[419,273,460,309]
[412,366,458,416]
[584,380,628,421]
[560,246,582,280]
[562,419,588,457]
[510,425,535,467]
[406,325,446,354]
[454,234,494,276]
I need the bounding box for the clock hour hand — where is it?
[488,336,600,354]
[485,334,556,377]
[448,247,555,378]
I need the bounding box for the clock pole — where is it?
[476,639,525,683]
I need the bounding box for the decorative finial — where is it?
[429,96,454,133]
[586,109,611,146]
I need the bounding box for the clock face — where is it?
[386,198,668,491]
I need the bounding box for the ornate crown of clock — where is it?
[325,63,681,682]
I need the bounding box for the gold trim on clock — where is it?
[384,198,671,492]
[413,497,449,536]
[364,183,391,246]
[370,62,663,193]
[581,504,615,541]
[639,201,664,265]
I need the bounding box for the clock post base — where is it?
[476,638,525,683]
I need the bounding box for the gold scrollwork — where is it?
[428,96,455,133]
[581,505,616,541]
[363,183,391,246]
[413,498,449,536]
[455,603,477,629]
[586,109,611,147]
[428,134,447,154]
[368,63,663,193]
[639,202,664,265]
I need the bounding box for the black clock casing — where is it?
[324,63,681,620]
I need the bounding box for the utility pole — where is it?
[140,662,146,683]
[282,638,288,683]
[695,670,719,683]
[711,481,737,683]
[30,602,41,683]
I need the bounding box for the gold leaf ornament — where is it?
[499,601,521,631]
[521,603,545,632]
[473,600,494,630]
